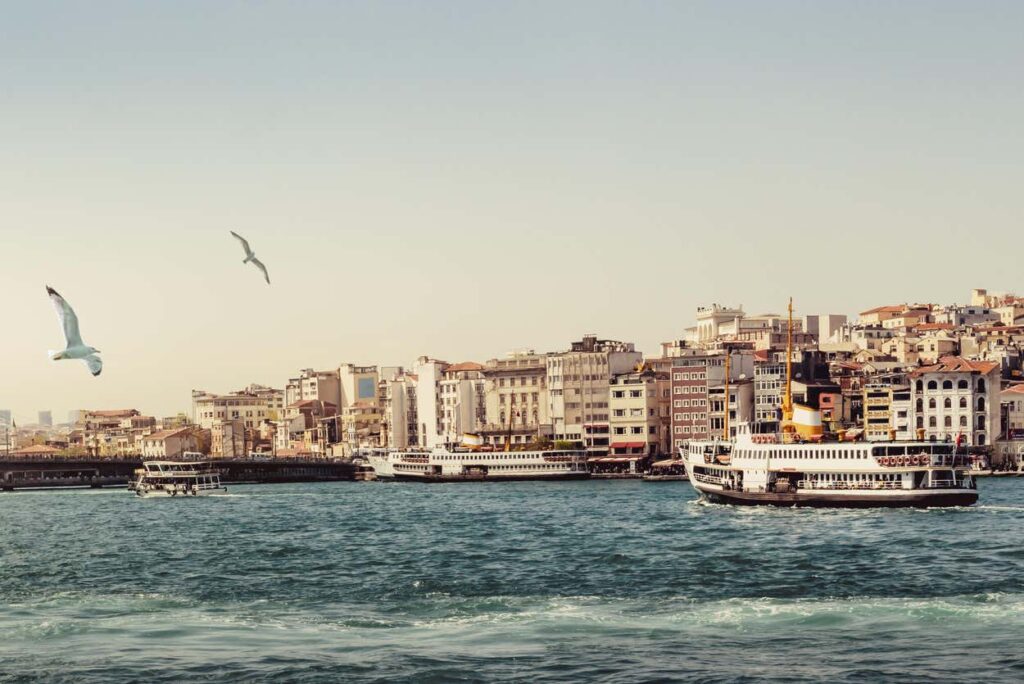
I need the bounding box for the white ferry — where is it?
[365,447,590,482]
[682,297,978,508]
[683,424,977,508]
[132,461,226,498]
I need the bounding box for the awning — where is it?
[651,458,682,468]
[599,456,645,463]
[610,442,646,449]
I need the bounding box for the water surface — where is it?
[2,479,1023,682]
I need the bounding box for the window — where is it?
[944,397,951,409]
[978,397,986,411]
[929,417,937,428]
[916,380,923,392]
[978,379,986,393]
[944,416,952,428]
[927,381,938,390]
[959,415,967,427]
[929,398,936,410]
[942,380,953,390]
[958,379,969,390]
[959,397,967,409]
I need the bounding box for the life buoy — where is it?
[880,457,889,466]
[897,456,905,467]
[914,455,923,466]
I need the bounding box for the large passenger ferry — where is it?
[682,298,978,508]
[683,425,977,507]
[365,447,590,482]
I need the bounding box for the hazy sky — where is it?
[2,1,1022,421]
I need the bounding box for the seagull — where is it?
[46,286,102,377]
[230,231,271,284]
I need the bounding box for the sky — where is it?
[1,1,1022,422]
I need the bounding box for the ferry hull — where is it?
[696,486,977,508]
[135,487,226,498]
[386,472,590,483]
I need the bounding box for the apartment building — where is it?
[910,357,1001,446]
[480,351,550,448]
[546,336,642,452]
[608,368,668,457]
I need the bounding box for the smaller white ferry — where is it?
[365,447,590,482]
[132,460,226,498]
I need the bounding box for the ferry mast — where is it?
[781,297,795,438]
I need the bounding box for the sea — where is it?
[2,478,1024,683]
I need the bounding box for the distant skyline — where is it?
[2,2,1023,420]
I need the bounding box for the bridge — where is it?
[0,457,356,491]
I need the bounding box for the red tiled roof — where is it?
[910,356,999,377]
[1003,384,1024,395]
[915,323,955,331]
[859,305,904,315]
[144,428,190,442]
[445,362,484,373]
[11,444,60,455]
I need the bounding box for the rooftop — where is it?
[911,356,1000,376]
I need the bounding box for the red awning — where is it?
[610,442,646,449]
[600,456,646,463]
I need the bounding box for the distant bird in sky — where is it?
[230,231,271,285]
[46,286,102,377]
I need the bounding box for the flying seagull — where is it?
[46,286,102,377]
[230,231,271,284]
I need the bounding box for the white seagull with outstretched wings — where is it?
[230,231,271,284]
[46,286,102,376]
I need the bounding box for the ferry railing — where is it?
[691,472,726,486]
[796,480,904,491]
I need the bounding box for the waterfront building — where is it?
[191,387,282,431]
[339,364,380,409]
[1000,384,1024,439]
[669,348,755,450]
[211,419,246,458]
[141,428,201,459]
[482,351,550,448]
[863,383,913,442]
[285,369,341,409]
[608,366,668,460]
[381,369,418,449]
[412,357,448,449]
[439,362,486,447]
[910,356,1000,446]
[546,336,642,453]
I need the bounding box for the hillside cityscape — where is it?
[5,287,1024,469]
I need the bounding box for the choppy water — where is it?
[2,479,1024,682]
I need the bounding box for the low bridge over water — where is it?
[0,457,356,491]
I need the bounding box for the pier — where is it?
[0,457,356,491]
